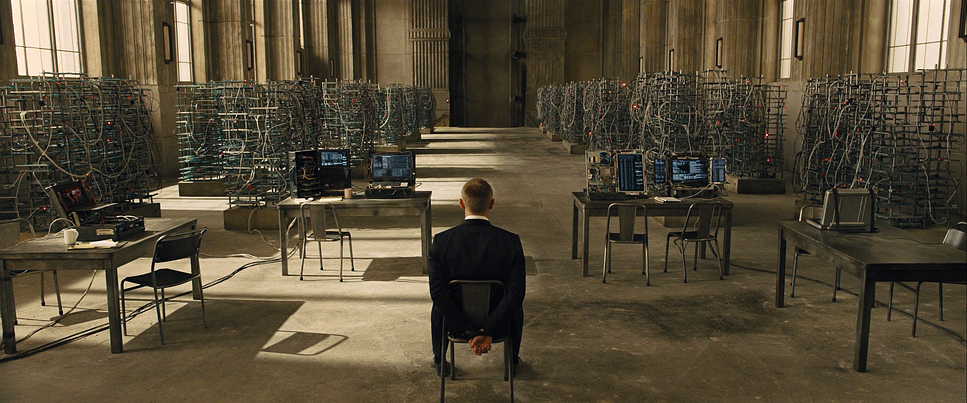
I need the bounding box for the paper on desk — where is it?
[69,240,118,249]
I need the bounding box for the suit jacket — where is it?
[428,218,525,337]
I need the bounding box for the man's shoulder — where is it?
[437,221,520,239]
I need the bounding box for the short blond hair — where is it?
[461,178,493,214]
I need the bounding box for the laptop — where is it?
[366,151,415,198]
[806,188,874,232]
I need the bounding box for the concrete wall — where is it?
[0,0,16,82]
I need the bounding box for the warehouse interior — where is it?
[1,1,966,402]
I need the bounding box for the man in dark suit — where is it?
[429,178,525,376]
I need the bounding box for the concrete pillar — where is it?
[711,0,763,79]
[260,0,297,81]
[667,0,704,73]
[760,0,779,82]
[304,0,336,79]
[524,0,565,125]
[204,0,253,81]
[0,0,16,81]
[858,0,888,74]
[639,0,667,73]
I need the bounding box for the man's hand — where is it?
[469,334,492,355]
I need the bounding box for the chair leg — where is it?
[449,340,456,381]
[299,240,307,281]
[664,234,673,273]
[678,241,688,283]
[198,278,207,328]
[708,240,724,280]
[161,288,167,321]
[440,323,447,403]
[338,238,345,282]
[643,242,650,286]
[602,242,610,284]
[693,241,699,271]
[347,233,355,272]
[938,283,944,321]
[887,282,895,321]
[40,272,46,307]
[508,336,515,403]
[832,269,841,302]
[317,241,324,271]
[791,249,800,298]
[153,288,165,344]
[52,270,63,315]
[912,282,923,337]
[121,283,128,336]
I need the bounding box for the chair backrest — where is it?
[302,202,340,236]
[153,227,207,264]
[942,222,967,251]
[606,203,647,242]
[449,280,505,329]
[683,201,722,240]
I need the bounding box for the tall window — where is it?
[175,0,194,82]
[888,0,952,72]
[778,0,795,79]
[10,0,83,76]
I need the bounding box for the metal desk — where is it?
[571,192,734,277]
[1,218,198,354]
[277,192,432,275]
[775,220,967,372]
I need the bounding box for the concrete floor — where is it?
[1,128,965,402]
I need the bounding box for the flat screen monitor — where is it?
[371,151,414,185]
[317,149,352,191]
[616,152,646,193]
[51,181,96,213]
[710,158,727,184]
[670,157,709,187]
[653,158,666,184]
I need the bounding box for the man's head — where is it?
[460,178,495,216]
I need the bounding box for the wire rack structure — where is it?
[419,87,436,130]
[794,69,964,227]
[702,71,786,179]
[583,78,634,150]
[176,80,430,206]
[0,73,157,228]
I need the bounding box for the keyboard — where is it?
[654,196,682,203]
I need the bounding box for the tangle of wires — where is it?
[0,73,159,229]
[793,69,965,227]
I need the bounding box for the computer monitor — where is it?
[670,156,709,187]
[316,149,352,193]
[809,188,874,231]
[51,180,96,214]
[615,152,646,193]
[370,151,414,186]
[653,158,666,185]
[710,158,727,184]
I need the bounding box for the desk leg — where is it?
[571,201,579,259]
[582,206,590,277]
[854,271,874,372]
[422,202,432,274]
[722,207,732,276]
[279,208,289,276]
[104,259,124,353]
[775,227,786,308]
[1,262,17,354]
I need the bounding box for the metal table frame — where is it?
[571,192,734,277]
[1,218,198,354]
[277,192,432,275]
[775,220,967,371]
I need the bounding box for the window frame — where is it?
[174,0,194,83]
[10,0,85,76]
[887,0,952,73]
[778,0,795,79]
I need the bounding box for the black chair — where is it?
[121,227,207,345]
[664,201,725,283]
[791,205,842,300]
[299,203,354,282]
[888,222,967,336]
[603,203,650,284]
[440,280,514,403]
